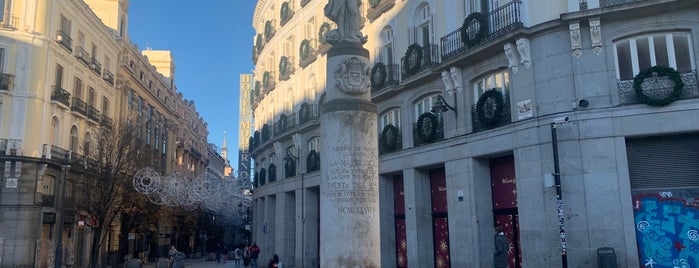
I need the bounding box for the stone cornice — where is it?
[253,0,269,28]
[66,0,120,52]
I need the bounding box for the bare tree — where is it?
[77,118,159,267]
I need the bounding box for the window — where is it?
[307,137,320,153]
[464,0,482,15]
[380,27,394,66]
[286,87,294,113]
[70,126,78,152]
[411,4,432,46]
[91,43,97,60]
[102,97,109,115]
[414,94,440,118]
[73,78,83,99]
[128,90,134,110]
[380,108,401,130]
[77,31,85,48]
[147,105,153,145]
[304,17,315,40]
[55,64,64,87]
[84,132,91,156]
[614,32,695,80]
[60,15,71,35]
[88,87,96,106]
[473,70,509,101]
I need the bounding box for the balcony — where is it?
[56,30,72,52]
[273,113,298,136]
[280,2,295,27]
[90,58,102,75]
[440,0,523,61]
[412,114,445,146]
[618,71,699,106]
[0,73,14,91]
[298,39,318,68]
[263,72,276,94]
[71,97,87,116]
[101,114,114,130]
[75,46,91,66]
[279,57,295,81]
[103,69,115,85]
[1,13,18,30]
[600,0,646,7]
[401,43,440,80]
[264,20,276,42]
[371,62,399,93]
[297,103,320,126]
[51,86,71,107]
[379,126,403,155]
[87,105,100,122]
[367,0,395,21]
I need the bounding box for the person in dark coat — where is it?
[494,226,511,268]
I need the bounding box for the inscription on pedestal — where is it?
[325,145,378,218]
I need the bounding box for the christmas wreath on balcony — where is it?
[416,112,438,143]
[254,81,261,96]
[403,43,423,76]
[633,65,684,106]
[264,20,274,40]
[279,113,288,131]
[306,150,320,172]
[261,124,270,142]
[379,124,399,152]
[299,103,310,124]
[263,71,271,89]
[279,56,289,76]
[259,168,267,185]
[476,89,505,127]
[299,39,311,60]
[369,0,382,8]
[280,2,291,23]
[461,12,487,48]
[268,163,277,182]
[319,22,331,45]
[256,34,264,53]
[285,157,296,178]
[371,62,387,91]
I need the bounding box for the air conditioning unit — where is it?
[56,35,63,41]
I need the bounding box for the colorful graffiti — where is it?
[633,193,699,268]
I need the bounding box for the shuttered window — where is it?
[626,133,699,189]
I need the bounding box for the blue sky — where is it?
[128,1,258,167]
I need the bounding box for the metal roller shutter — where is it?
[625,132,699,190]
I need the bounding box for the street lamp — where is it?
[431,94,457,117]
[55,153,71,268]
[551,116,569,268]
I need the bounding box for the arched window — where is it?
[614,32,694,80]
[411,4,433,46]
[380,26,395,66]
[473,70,510,101]
[70,126,79,152]
[380,108,402,130]
[307,136,320,153]
[414,94,440,119]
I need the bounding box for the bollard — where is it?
[597,247,617,268]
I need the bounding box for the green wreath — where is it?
[299,39,311,60]
[264,20,274,40]
[279,56,289,76]
[461,12,487,48]
[253,131,260,146]
[371,62,387,91]
[254,81,261,96]
[379,124,399,152]
[299,103,310,123]
[476,89,505,127]
[306,150,320,172]
[403,43,423,76]
[416,112,438,143]
[633,66,684,106]
[256,34,264,52]
[285,158,296,178]
[268,163,277,182]
[263,71,271,88]
[280,2,291,23]
[369,0,381,8]
[259,168,267,185]
[279,113,288,131]
[261,124,270,142]
[319,22,331,45]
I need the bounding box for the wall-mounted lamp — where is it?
[431,95,457,117]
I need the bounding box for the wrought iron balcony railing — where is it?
[51,86,71,106]
[297,103,320,126]
[0,73,14,91]
[618,71,699,105]
[87,105,100,122]
[412,117,445,146]
[0,138,6,156]
[75,46,91,66]
[371,63,400,92]
[101,114,114,130]
[273,113,298,136]
[401,44,440,80]
[90,58,102,75]
[71,97,87,116]
[56,30,72,52]
[471,97,512,132]
[601,0,647,7]
[103,69,115,85]
[1,13,18,30]
[440,0,523,61]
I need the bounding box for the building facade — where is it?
[248,0,699,267]
[0,0,210,266]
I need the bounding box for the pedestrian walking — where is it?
[249,242,261,268]
[494,226,511,268]
[234,246,242,267]
[243,245,251,267]
[216,243,223,263]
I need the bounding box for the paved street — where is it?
[142,258,249,268]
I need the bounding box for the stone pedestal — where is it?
[320,42,380,267]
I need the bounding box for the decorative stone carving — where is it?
[292,133,303,149]
[504,43,519,75]
[274,142,283,158]
[441,70,455,95]
[569,22,582,58]
[589,17,602,55]
[450,67,463,94]
[333,57,371,95]
[516,38,531,69]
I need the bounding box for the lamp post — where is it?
[551,116,569,268]
[431,94,458,117]
[55,153,71,268]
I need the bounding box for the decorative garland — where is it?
[279,56,289,76]
[416,112,438,143]
[254,81,261,96]
[299,39,311,60]
[369,0,381,8]
[264,20,274,40]
[280,2,291,23]
[263,71,271,89]
[461,12,487,48]
[476,89,505,127]
[268,163,277,182]
[379,124,399,152]
[633,66,684,106]
[285,158,296,178]
[279,113,288,131]
[259,168,267,185]
[299,103,310,123]
[319,22,331,45]
[256,34,264,53]
[306,150,320,172]
[261,124,270,142]
[403,43,423,76]
[370,62,387,91]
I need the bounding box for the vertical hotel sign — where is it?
[238,74,253,183]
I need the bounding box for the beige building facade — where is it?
[249,0,699,267]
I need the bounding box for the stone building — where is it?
[0,0,209,266]
[248,0,699,267]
